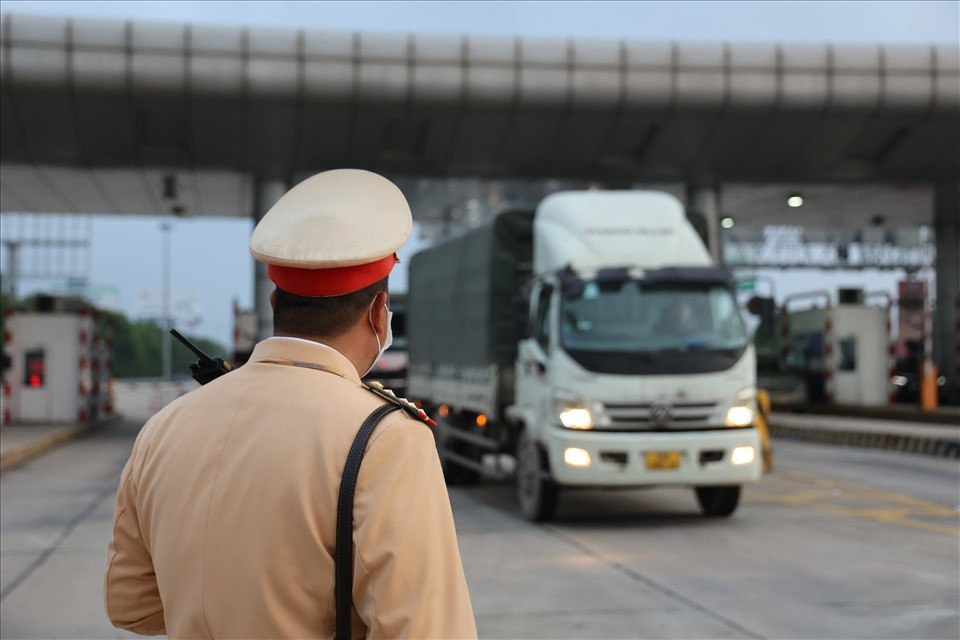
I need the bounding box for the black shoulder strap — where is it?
[335,403,401,640]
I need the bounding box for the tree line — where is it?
[103,308,229,379]
[1,291,228,380]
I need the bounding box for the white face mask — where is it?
[364,304,393,377]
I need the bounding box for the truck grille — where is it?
[601,401,720,431]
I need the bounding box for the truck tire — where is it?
[516,429,559,522]
[695,486,741,517]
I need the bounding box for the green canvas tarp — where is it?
[408,209,534,374]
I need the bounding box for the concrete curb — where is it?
[769,423,960,459]
[0,417,117,472]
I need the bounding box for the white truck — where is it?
[408,191,762,521]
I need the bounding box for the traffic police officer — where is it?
[105,169,477,638]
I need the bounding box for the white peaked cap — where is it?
[250,169,412,296]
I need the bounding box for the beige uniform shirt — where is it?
[105,337,476,639]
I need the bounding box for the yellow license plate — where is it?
[645,451,682,470]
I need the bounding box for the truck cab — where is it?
[511,265,761,517]
[508,192,761,519]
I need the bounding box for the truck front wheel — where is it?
[695,486,741,517]
[516,429,559,522]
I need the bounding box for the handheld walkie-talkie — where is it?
[170,329,233,385]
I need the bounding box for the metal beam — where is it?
[1,14,957,186]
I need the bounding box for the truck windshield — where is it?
[560,280,748,375]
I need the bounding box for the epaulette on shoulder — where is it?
[363,381,437,427]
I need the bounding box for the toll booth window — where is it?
[24,349,45,387]
[839,338,857,371]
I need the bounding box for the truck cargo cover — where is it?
[409,210,535,373]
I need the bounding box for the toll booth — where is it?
[2,300,113,425]
[782,289,890,406]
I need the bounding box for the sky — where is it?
[3,1,958,43]
[1,1,957,348]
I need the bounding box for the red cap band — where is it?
[268,255,397,297]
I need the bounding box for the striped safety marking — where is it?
[769,423,960,459]
[923,281,934,370]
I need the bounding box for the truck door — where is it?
[516,283,555,438]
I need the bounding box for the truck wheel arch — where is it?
[504,405,539,452]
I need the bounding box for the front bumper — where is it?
[545,427,762,487]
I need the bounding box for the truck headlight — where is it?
[724,387,756,427]
[724,405,754,427]
[559,407,593,429]
[554,392,607,429]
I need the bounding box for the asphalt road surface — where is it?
[1,419,957,639]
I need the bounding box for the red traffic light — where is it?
[24,349,45,388]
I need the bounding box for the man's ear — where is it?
[370,290,389,336]
[269,288,277,310]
